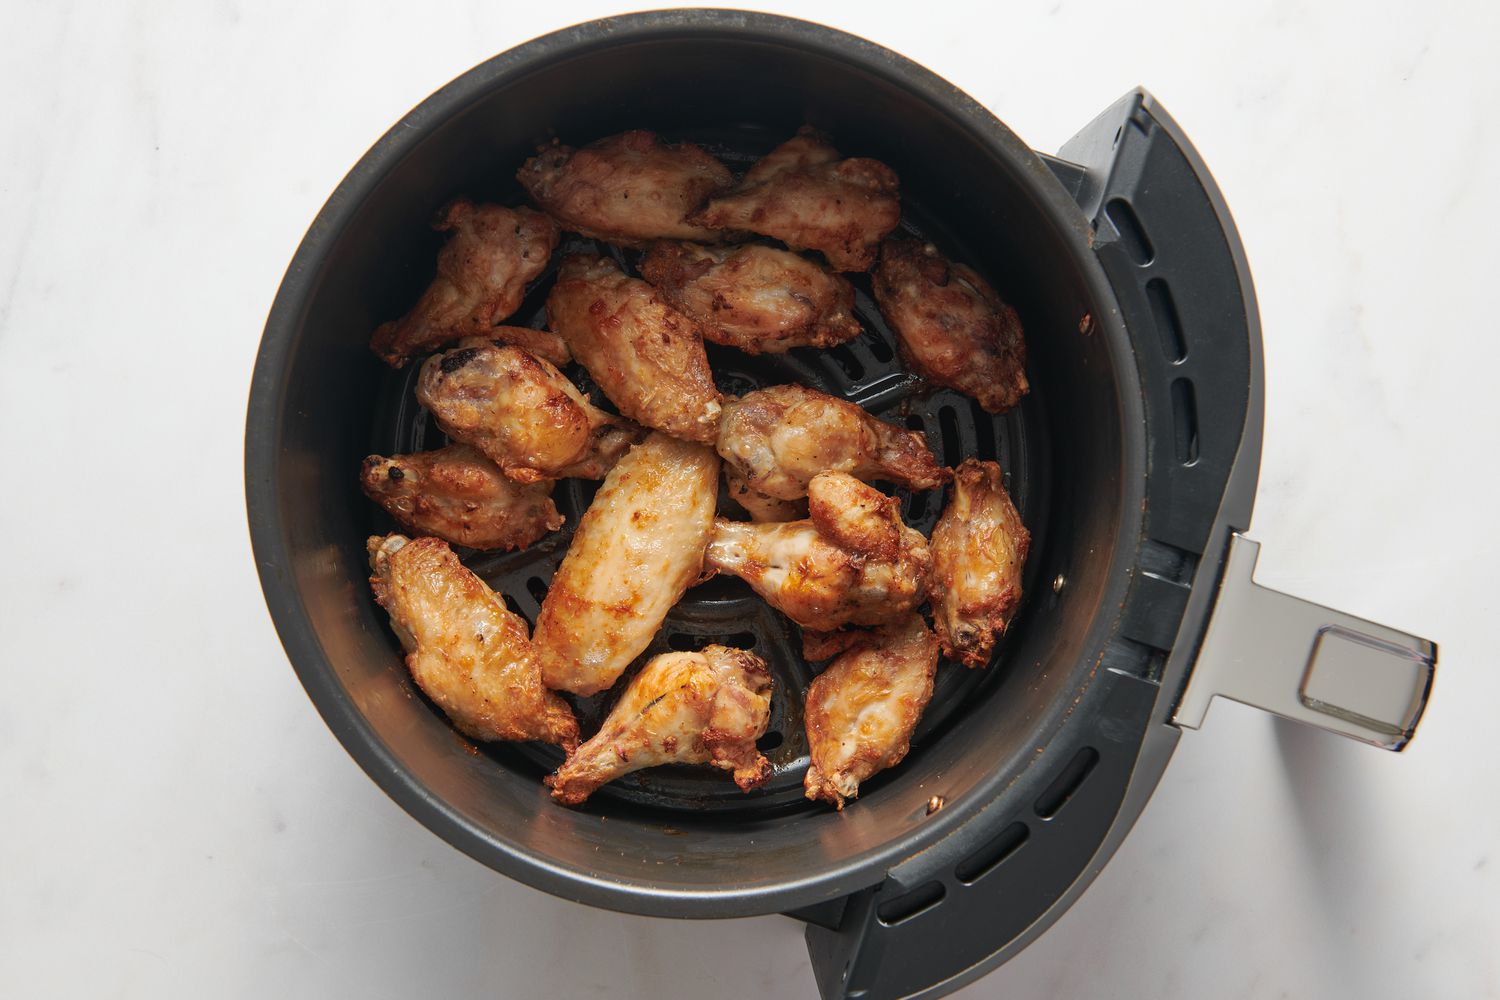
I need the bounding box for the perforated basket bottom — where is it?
[367,129,1048,816]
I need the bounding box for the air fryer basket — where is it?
[246,11,1437,1000]
[250,10,1138,907]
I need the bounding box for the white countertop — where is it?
[4,1,1496,997]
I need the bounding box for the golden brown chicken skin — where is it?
[546,645,773,806]
[873,237,1029,413]
[532,433,721,696]
[717,383,948,501]
[703,472,932,631]
[517,131,733,247]
[930,458,1031,667]
[545,253,723,444]
[360,444,563,551]
[688,128,900,272]
[370,200,559,368]
[803,614,940,809]
[639,241,862,354]
[367,534,579,749]
[416,342,643,484]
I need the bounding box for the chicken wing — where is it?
[416,342,643,484]
[367,534,579,749]
[467,326,572,369]
[532,433,720,695]
[518,131,733,247]
[639,241,862,353]
[545,253,723,444]
[725,467,807,523]
[703,472,931,631]
[546,645,773,806]
[370,200,559,368]
[803,614,940,809]
[360,444,562,551]
[717,383,948,501]
[873,237,1029,413]
[930,458,1031,667]
[687,128,900,272]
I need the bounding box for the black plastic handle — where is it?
[794,89,1264,1000]
[801,671,1157,1000]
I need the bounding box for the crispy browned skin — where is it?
[545,254,723,443]
[717,383,948,500]
[517,131,733,247]
[688,128,900,272]
[416,342,643,484]
[639,241,862,354]
[546,646,772,806]
[532,434,720,696]
[370,200,559,368]
[930,458,1031,667]
[803,614,940,809]
[360,444,562,551]
[725,467,807,523]
[703,472,931,631]
[873,237,1029,413]
[367,534,578,749]
[800,627,867,661]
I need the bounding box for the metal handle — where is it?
[1174,534,1436,749]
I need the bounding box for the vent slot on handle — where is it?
[876,880,946,926]
[955,821,1029,885]
[1034,746,1100,819]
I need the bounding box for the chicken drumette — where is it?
[416,341,643,484]
[703,472,931,631]
[639,241,862,354]
[518,130,733,247]
[717,383,948,501]
[367,534,579,749]
[360,444,562,551]
[532,433,721,696]
[873,237,1029,413]
[803,614,940,809]
[930,458,1031,667]
[546,253,723,444]
[688,128,900,272]
[370,200,559,368]
[546,645,773,806]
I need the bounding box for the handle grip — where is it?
[1174,534,1436,749]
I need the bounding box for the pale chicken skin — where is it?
[688,128,900,272]
[930,458,1031,667]
[416,342,643,484]
[545,254,723,444]
[532,434,720,696]
[370,200,559,368]
[803,614,940,809]
[546,646,773,806]
[639,241,862,354]
[360,444,563,551]
[725,467,807,523]
[517,131,733,247]
[717,383,949,501]
[367,534,579,749]
[703,472,932,631]
[873,237,1029,413]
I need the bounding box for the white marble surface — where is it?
[2,1,1496,997]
